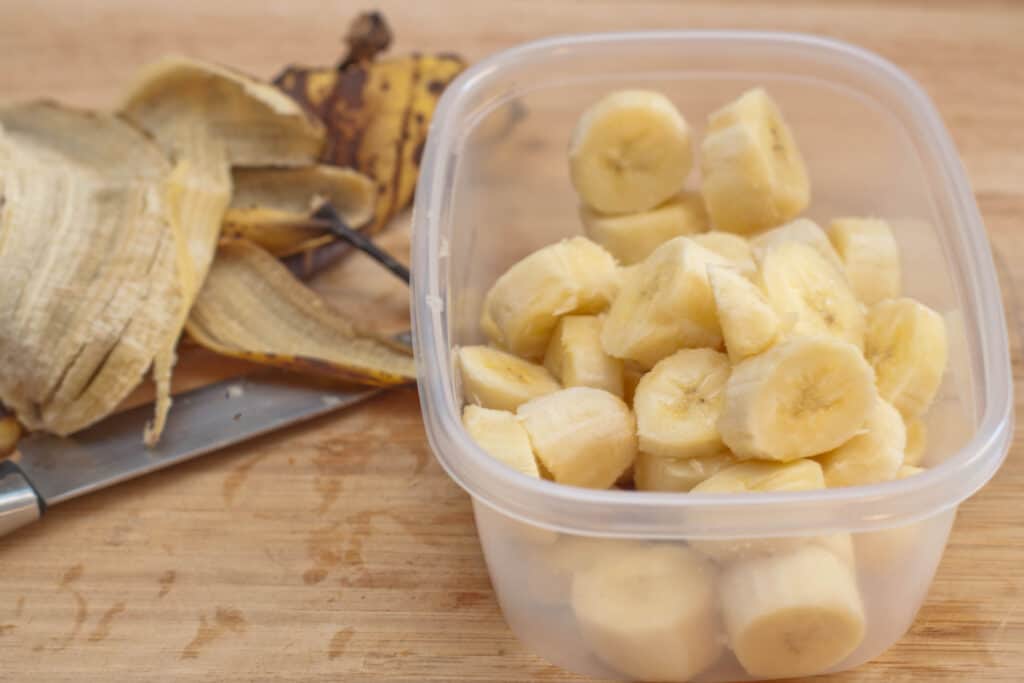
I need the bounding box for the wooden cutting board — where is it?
[1,1,1022,680]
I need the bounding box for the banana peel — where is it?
[186,240,415,386]
[274,12,465,233]
[222,165,376,256]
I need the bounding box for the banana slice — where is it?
[462,405,540,478]
[897,464,925,478]
[634,349,731,458]
[700,88,810,234]
[572,545,722,682]
[544,316,624,398]
[569,90,693,214]
[828,217,901,305]
[634,450,739,492]
[865,298,948,417]
[817,398,905,488]
[482,237,619,359]
[602,237,728,367]
[758,241,865,349]
[708,265,780,362]
[721,544,866,678]
[580,191,708,265]
[458,346,560,411]
[751,218,843,272]
[903,416,927,467]
[718,337,877,461]
[692,458,825,494]
[518,387,636,489]
[690,231,756,275]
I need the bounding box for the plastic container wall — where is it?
[412,32,1013,681]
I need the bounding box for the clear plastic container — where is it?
[411,31,1013,681]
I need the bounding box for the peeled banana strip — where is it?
[221,166,377,256]
[828,217,901,305]
[721,544,866,677]
[544,316,623,397]
[579,191,708,265]
[690,231,756,275]
[818,398,905,488]
[462,405,540,478]
[602,237,729,368]
[458,345,560,412]
[0,103,183,437]
[701,88,810,234]
[751,218,844,273]
[571,545,722,682]
[517,387,636,489]
[718,337,877,461]
[634,349,731,458]
[758,240,866,348]
[634,450,739,492]
[708,265,780,362]
[865,297,948,417]
[186,240,415,385]
[482,237,619,359]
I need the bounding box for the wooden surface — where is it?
[1,1,1023,680]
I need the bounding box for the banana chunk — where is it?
[690,231,756,275]
[602,237,728,367]
[903,416,927,467]
[517,387,636,489]
[572,545,722,682]
[758,241,865,349]
[458,345,560,411]
[580,191,708,265]
[569,90,693,214]
[482,237,619,359]
[634,349,731,458]
[544,316,624,397]
[865,298,948,417]
[752,218,844,273]
[700,88,810,234]
[709,265,780,362]
[721,545,866,678]
[818,398,905,488]
[635,450,740,492]
[718,337,876,461]
[462,405,540,478]
[828,217,901,305]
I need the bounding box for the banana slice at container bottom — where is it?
[572,545,722,682]
[721,544,866,678]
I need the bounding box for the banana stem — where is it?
[312,203,411,285]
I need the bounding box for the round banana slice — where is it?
[601,237,728,368]
[458,345,560,412]
[865,298,948,417]
[634,349,731,458]
[758,241,866,349]
[544,316,624,398]
[572,545,722,681]
[818,398,905,488]
[569,90,693,214]
[579,191,708,265]
[903,416,927,467]
[751,218,843,273]
[721,545,866,678]
[700,88,810,234]
[517,387,636,489]
[708,265,780,362]
[718,337,877,461]
[462,405,540,478]
[690,231,756,275]
[634,450,739,492]
[481,237,619,359]
[828,217,901,305]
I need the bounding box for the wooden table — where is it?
[1,1,1022,680]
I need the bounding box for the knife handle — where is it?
[0,461,43,537]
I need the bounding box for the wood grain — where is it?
[1,1,1022,681]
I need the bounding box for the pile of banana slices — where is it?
[459,88,949,680]
[0,13,463,446]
